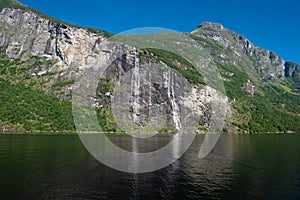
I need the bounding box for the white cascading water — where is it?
[167,70,181,130]
[131,48,142,127]
[147,61,153,124]
[148,61,152,107]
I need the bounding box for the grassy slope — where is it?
[0,0,22,10]
[142,48,205,85]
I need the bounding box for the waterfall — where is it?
[131,48,142,127]
[147,61,153,124]
[148,61,152,107]
[167,70,181,130]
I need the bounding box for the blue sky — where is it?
[18,0,300,63]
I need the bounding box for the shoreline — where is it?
[0,131,298,136]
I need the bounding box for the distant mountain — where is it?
[0,0,299,133]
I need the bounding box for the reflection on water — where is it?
[79,133,196,173]
[0,134,299,199]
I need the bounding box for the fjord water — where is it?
[0,134,299,200]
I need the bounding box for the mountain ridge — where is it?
[0,3,300,133]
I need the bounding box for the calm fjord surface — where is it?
[0,134,299,200]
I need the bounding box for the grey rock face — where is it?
[192,22,286,81]
[285,62,300,77]
[243,79,260,96]
[91,45,225,132]
[0,7,104,71]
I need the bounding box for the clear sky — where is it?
[18,0,300,63]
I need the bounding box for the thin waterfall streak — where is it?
[167,70,181,130]
[131,48,142,127]
[148,61,152,122]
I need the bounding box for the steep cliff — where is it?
[0,2,300,133]
[285,62,300,77]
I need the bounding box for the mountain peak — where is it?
[197,22,224,30]
[191,21,288,82]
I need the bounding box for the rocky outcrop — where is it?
[285,62,300,77]
[93,45,227,132]
[193,22,286,81]
[243,79,260,96]
[0,7,104,72]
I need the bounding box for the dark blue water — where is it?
[0,134,299,200]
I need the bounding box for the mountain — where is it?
[0,0,300,133]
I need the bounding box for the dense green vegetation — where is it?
[96,107,122,133]
[285,77,300,92]
[0,56,58,94]
[233,85,300,133]
[220,64,300,133]
[0,78,75,132]
[53,80,75,90]
[144,48,206,85]
[213,61,300,133]
[96,78,122,133]
[218,63,249,99]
